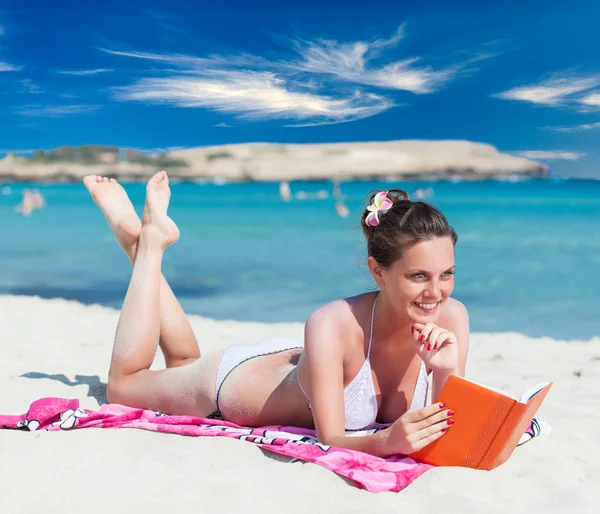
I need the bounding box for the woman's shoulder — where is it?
[306,298,354,328]
[308,293,372,321]
[305,294,371,340]
[442,297,468,316]
[439,297,469,331]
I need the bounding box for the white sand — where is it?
[0,295,598,513]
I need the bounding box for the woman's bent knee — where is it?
[105,370,152,408]
[106,375,131,405]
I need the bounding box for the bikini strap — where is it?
[367,296,376,359]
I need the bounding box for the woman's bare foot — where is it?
[140,171,180,250]
[83,175,142,259]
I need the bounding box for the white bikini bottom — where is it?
[213,337,303,413]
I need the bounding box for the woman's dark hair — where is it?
[361,189,458,267]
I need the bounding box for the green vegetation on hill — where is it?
[26,145,188,168]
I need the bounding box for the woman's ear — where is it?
[367,256,386,288]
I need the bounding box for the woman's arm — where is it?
[431,299,470,400]
[324,430,391,457]
[299,302,348,445]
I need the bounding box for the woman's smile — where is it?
[412,300,441,315]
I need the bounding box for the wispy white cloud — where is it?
[19,79,44,94]
[0,61,20,72]
[57,68,114,76]
[283,26,459,94]
[113,70,392,125]
[547,121,600,132]
[215,122,232,128]
[579,93,600,107]
[100,48,209,66]
[0,23,20,71]
[17,104,102,117]
[101,26,483,125]
[517,150,585,161]
[495,73,600,107]
[99,48,269,71]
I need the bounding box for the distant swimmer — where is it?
[414,187,434,200]
[14,188,46,216]
[15,188,34,216]
[332,180,342,199]
[295,190,329,200]
[30,188,46,208]
[279,181,291,202]
[335,200,350,218]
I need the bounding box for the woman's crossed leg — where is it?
[86,172,219,417]
[84,174,199,368]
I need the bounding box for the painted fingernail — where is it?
[447,410,455,416]
[438,402,445,409]
[442,428,448,432]
[427,344,432,351]
[433,344,438,350]
[447,418,455,426]
[420,335,426,342]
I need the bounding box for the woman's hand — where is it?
[412,322,459,374]
[383,402,454,455]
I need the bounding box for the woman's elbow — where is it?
[317,432,343,447]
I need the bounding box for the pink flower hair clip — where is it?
[365,191,393,227]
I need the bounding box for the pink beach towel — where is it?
[0,398,546,493]
[0,397,430,493]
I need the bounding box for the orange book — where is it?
[409,375,552,470]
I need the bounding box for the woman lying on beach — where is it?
[84,171,469,458]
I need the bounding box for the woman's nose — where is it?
[425,280,441,299]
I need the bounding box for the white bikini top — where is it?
[298,297,431,430]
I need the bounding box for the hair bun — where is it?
[361,189,410,232]
[364,189,410,209]
[385,189,410,203]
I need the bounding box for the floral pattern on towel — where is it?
[0,397,547,493]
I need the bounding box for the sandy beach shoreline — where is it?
[1,294,598,512]
[0,140,547,183]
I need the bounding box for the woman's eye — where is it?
[412,271,454,279]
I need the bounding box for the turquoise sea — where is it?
[1,178,598,340]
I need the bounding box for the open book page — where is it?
[459,376,550,404]
[519,382,552,403]
[458,376,517,400]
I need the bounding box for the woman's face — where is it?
[372,237,455,324]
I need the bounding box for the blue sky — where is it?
[1,0,599,178]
